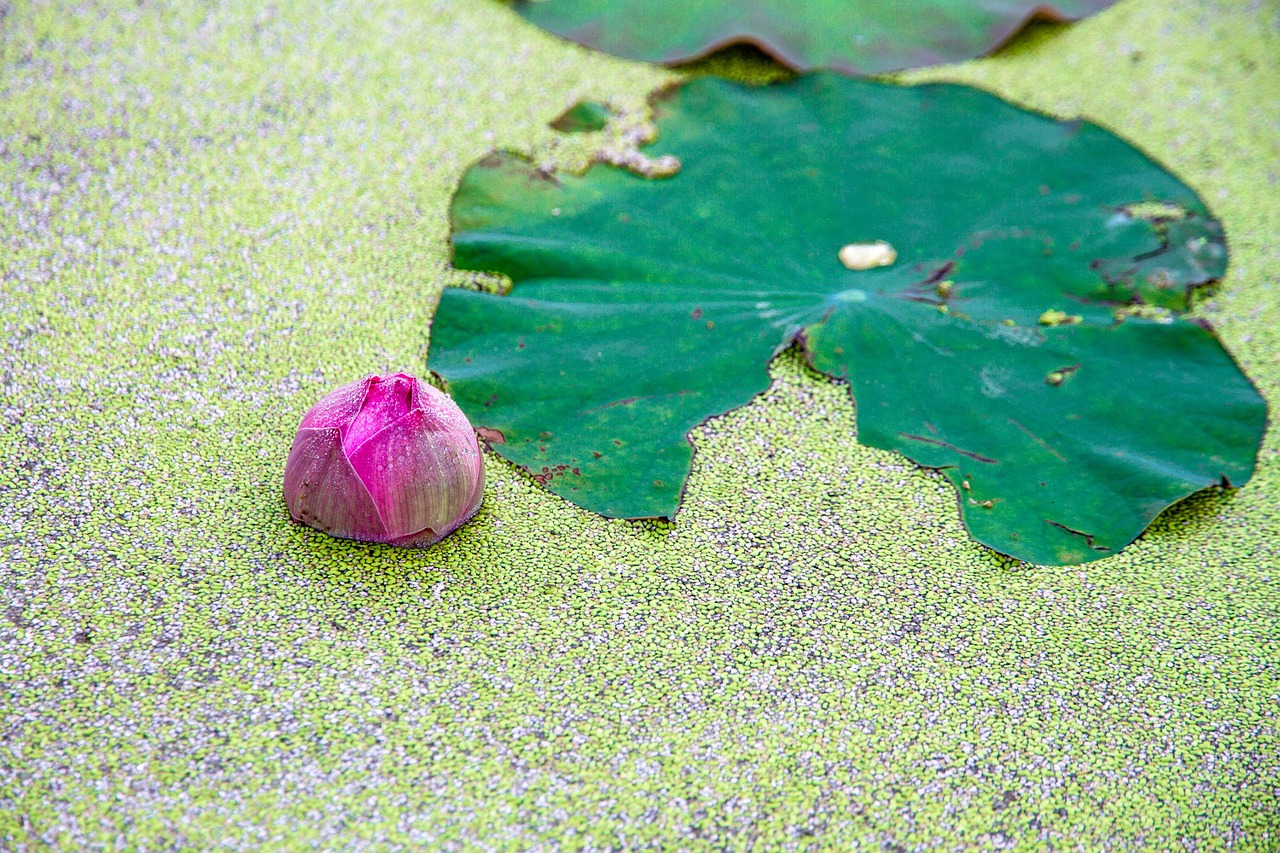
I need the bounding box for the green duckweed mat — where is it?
[1,0,1277,849]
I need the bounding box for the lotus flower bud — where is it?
[283,373,484,547]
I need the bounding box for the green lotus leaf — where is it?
[429,74,1266,565]
[512,0,1119,75]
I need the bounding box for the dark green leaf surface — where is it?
[513,0,1118,75]
[430,75,1266,564]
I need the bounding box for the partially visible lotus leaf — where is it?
[512,0,1119,75]
[429,74,1266,565]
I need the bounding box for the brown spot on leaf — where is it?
[530,167,562,187]
[899,432,999,464]
[1008,417,1066,462]
[1046,520,1111,552]
[577,397,641,415]
[477,427,505,445]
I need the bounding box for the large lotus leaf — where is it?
[429,75,1266,565]
[512,0,1119,75]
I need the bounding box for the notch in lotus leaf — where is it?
[510,0,1120,75]
[429,74,1266,566]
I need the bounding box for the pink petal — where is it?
[298,376,373,431]
[415,382,488,519]
[342,373,416,456]
[283,426,387,542]
[346,408,484,544]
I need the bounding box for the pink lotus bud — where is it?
[284,373,484,547]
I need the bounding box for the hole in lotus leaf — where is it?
[550,100,612,133]
[674,41,798,85]
[1120,201,1189,221]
